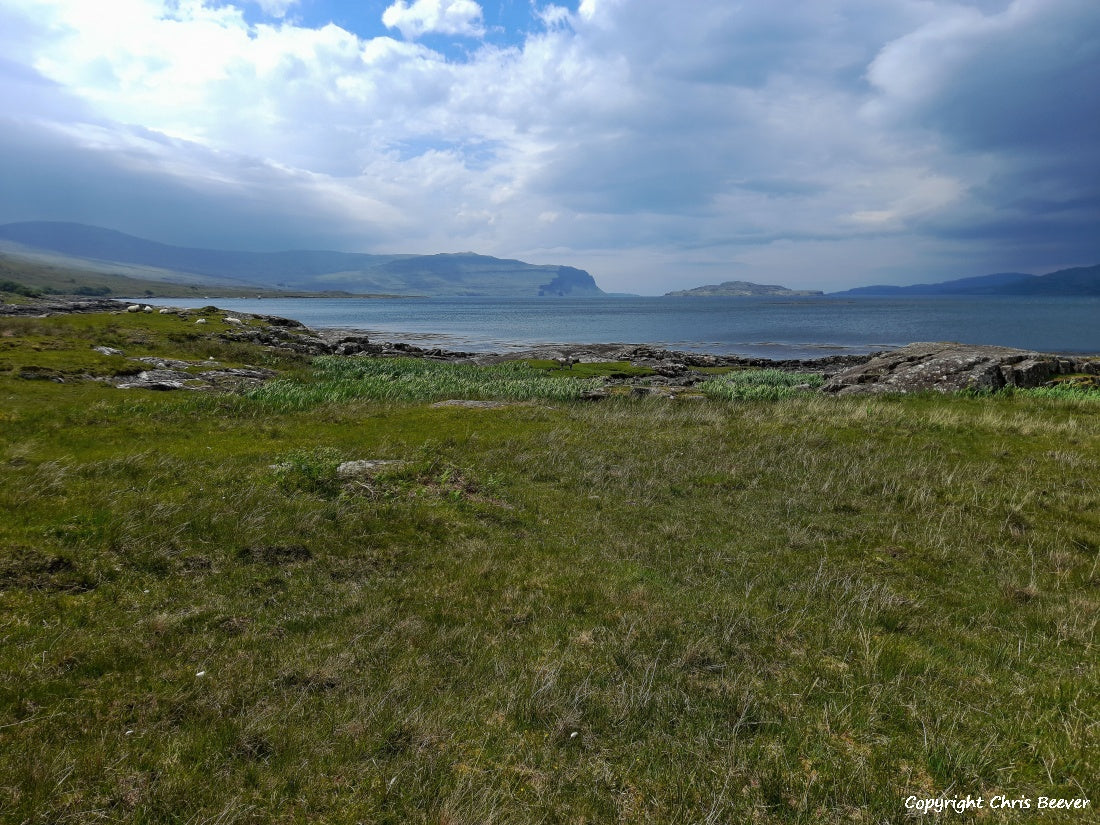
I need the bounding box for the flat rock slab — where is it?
[822,342,1098,395]
[113,366,276,391]
[115,369,197,390]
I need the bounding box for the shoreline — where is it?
[0,295,878,372]
[5,296,1098,395]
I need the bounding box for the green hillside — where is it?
[0,222,606,297]
[0,255,393,299]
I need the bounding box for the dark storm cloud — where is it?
[866,0,1100,268]
[0,118,386,251]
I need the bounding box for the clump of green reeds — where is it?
[699,368,823,401]
[1014,382,1100,401]
[247,356,601,408]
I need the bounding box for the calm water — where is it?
[138,295,1100,359]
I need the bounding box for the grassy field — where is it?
[1,308,1098,823]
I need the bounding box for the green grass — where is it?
[521,359,659,379]
[700,368,824,400]
[248,356,602,407]
[1014,379,1100,401]
[0,279,42,299]
[0,311,308,378]
[1,313,1098,823]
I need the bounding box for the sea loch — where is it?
[140,294,1100,359]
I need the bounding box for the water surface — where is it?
[137,295,1100,359]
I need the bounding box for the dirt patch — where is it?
[236,544,312,565]
[0,547,96,592]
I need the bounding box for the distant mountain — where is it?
[0,222,605,297]
[1000,265,1100,295]
[833,265,1100,296]
[665,280,823,297]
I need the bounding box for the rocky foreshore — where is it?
[4,296,1097,394]
[820,342,1100,394]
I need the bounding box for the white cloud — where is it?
[250,0,299,17]
[0,0,1097,291]
[381,0,485,40]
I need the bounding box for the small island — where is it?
[665,280,823,296]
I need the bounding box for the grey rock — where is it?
[333,335,372,356]
[0,297,129,316]
[115,369,195,390]
[336,459,406,478]
[198,367,278,390]
[578,389,611,400]
[134,356,195,369]
[821,342,1099,395]
[652,362,689,377]
[220,327,333,355]
[93,345,124,356]
[215,367,277,379]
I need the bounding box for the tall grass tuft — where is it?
[247,356,601,408]
[1015,383,1100,401]
[700,368,823,401]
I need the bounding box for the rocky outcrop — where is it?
[0,297,129,316]
[821,342,1099,395]
[476,344,869,375]
[219,325,333,355]
[112,365,277,391]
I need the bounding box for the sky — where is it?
[0,0,1098,293]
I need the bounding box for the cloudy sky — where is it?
[1,0,1097,293]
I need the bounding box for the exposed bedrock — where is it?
[821,342,1099,395]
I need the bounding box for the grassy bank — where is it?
[1,311,1097,823]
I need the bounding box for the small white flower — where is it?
[570,731,578,738]
[196,670,206,677]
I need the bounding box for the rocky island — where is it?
[664,280,823,296]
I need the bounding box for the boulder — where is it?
[821,342,1098,395]
[333,335,372,356]
[336,459,406,478]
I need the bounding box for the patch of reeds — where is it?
[247,356,601,408]
[699,368,824,401]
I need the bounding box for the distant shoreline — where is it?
[7,293,1100,360]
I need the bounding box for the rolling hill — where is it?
[0,222,605,297]
[832,265,1100,296]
